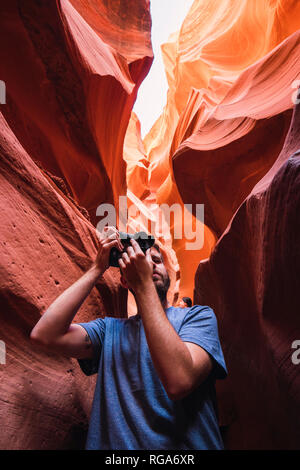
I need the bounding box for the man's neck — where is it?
[162,298,171,311]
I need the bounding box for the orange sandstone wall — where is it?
[125,0,300,449]
[138,0,300,300]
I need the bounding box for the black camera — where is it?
[109,231,155,267]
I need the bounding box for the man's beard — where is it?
[154,273,171,303]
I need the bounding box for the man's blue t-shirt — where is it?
[77,305,227,450]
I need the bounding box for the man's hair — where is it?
[182,297,192,308]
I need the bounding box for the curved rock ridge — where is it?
[173,30,300,236]
[135,0,300,300]
[0,0,152,226]
[69,0,152,62]
[0,0,152,449]
[194,95,300,450]
[123,112,150,201]
[145,0,300,184]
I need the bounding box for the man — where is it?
[178,297,192,308]
[30,227,227,450]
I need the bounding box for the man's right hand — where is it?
[92,226,123,274]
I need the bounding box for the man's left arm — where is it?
[119,239,213,401]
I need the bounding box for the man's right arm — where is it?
[30,227,122,359]
[30,265,103,359]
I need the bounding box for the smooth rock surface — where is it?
[194,98,300,449]
[0,0,152,226]
[0,0,152,450]
[141,0,300,299]
[0,111,127,449]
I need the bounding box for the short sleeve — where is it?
[76,318,106,376]
[178,305,227,380]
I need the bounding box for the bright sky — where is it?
[133,0,194,139]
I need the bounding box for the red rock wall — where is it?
[0,0,152,225]
[0,111,127,449]
[194,98,300,449]
[0,0,152,450]
[142,0,300,301]
[1,0,300,450]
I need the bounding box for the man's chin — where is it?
[154,282,168,300]
[153,278,163,287]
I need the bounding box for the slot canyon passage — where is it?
[0,0,300,450]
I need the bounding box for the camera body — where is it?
[109,231,155,267]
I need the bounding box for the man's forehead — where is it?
[150,246,163,260]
